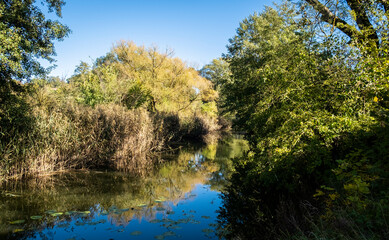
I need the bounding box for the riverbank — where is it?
[0,96,222,182]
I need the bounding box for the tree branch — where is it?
[379,0,389,13]
[305,0,358,39]
[346,0,379,43]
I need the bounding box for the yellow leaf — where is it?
[374,96,379,102]
[329,193,338,200]
[313,190,325,198]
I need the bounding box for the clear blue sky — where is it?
[48,0,274,78]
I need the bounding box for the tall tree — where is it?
[218,2,389,239]
[0,0,70,139]
[0,0,70,83]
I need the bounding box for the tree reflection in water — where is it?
[0,135,248,239]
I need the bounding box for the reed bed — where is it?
[0,89,220,182]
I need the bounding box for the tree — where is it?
[0,0,70,140]
[69,41,216,116]
[302,0,388,49]
[0,0,70,83]
[200,58,231,91]
[218,2,389,238]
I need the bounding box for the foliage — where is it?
[302,0,388,50]
[217,2,389,239]
[200,58,234,125]
[67,41,222,144]
[0,0,70,145]
[0,0,70,82]
[0,40,222,181]
[200,58,231,93]
[69,41,216,117]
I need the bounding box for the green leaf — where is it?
[50,212,63,217]
[9,220,25,225]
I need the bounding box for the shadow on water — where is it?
[0,135,248,240]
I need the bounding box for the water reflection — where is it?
[0,135,248,239]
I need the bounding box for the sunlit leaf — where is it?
[50,212,63,217]
[155,198,166,203]
[9,220,25,225]
[4,192,21,198]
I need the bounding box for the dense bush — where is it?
[216,2,389,239]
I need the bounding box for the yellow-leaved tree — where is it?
[70,41,218,118]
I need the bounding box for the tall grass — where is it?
[0,94,161,181]
[0,87,221,182]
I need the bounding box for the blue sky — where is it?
[47,0,273,78]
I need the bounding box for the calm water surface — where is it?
[0,136,248,240]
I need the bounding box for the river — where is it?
[0,135,248,240]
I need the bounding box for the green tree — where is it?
[0,0,70,82]
[69,41,216,117]
[200,58,231,91]
[218,2,389,239]
[200,58,230,119]
[0,0,70,140]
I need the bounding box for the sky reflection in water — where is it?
[0,136,248,240]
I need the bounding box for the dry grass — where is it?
[0,94,164,181]
[0,88,221,182]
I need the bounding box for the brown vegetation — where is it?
[0,89,220,182]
